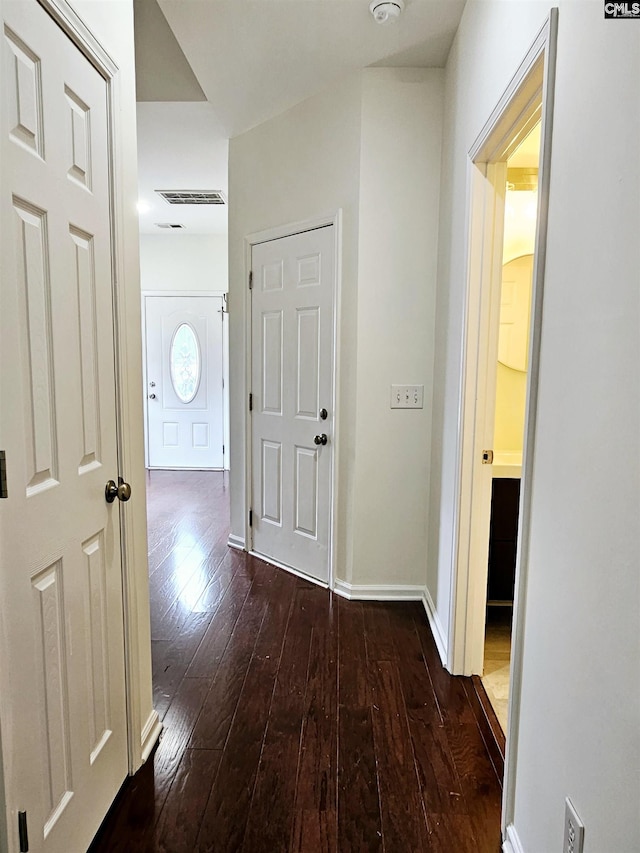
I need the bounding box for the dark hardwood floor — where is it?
[89,470,502,852]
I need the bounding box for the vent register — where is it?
[154,189,226,229]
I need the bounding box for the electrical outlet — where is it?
[563,798,584,853]
[390,384,424,409]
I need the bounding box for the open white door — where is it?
[144,295,224,469]
[250,226,335,585]
[0,2,128,850]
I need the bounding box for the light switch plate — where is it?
[390,385,424,409]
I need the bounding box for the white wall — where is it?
[430,2,640,850]
[350,68,443,587]
[139,233,228,292]
[228,68,444,590]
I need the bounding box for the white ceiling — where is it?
[136,102,228,235]
[157,0,466,138]
[135,0,466,236]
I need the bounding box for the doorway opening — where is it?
[481,123,540,730]
[450,20,558,822]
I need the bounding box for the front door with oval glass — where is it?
[144,295,224,469]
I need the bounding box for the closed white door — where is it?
[0,2,128,851]
[145,295,224,469]
[251,226,335,584]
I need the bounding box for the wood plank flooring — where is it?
[89,471,502,852]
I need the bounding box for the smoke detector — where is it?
[369,0,404,24]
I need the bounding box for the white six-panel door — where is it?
[0,2,128,850]
[145,295,224,469]
[251,226,335,584]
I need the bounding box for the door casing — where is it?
[243,212,342,590]
[448,8,558,842]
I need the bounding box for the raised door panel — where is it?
[296,308,319,419]
[70,227,102,473]
[294,446,318,539]
[261,440,282,526]
[262,311,284,416]
[83,533,112,764]
[64,85,91,189]
[31,561,74,837]
[13,198,58,495]
[4,23,44,156]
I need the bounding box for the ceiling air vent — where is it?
[155,223,185,229]
[156,190,226,205]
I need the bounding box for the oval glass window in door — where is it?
[170,323,201,403]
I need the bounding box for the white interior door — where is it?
[251,226,335,584]
[0,2,128,850]
[145,295,224,469]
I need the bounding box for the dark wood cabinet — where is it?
[487,478,521,603]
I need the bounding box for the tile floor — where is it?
[482,607,513,732]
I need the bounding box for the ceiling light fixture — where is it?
[369,0,404,24]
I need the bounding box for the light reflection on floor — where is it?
[170,534,208,610]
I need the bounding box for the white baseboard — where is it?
[421,588,448,667]
[227,533,246,551]
[503,824,525,853]
[333,580,426,601]
[140,709,162,763]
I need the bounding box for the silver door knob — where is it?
[314,434,328,446]
[149,393,156,399]
[105,478,132,503]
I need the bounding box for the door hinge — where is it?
[18,810,28,852]
[222,444,225,456]
[0,450,7,499]
[248,508,253,528]
[249,392,253,412]
[249,270,253,290]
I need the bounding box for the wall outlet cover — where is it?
[563,798,585,853]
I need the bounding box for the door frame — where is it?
[25,0,159,777]
[243,212,342,590]
[141,291,230,470]
[446,8,558,842]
